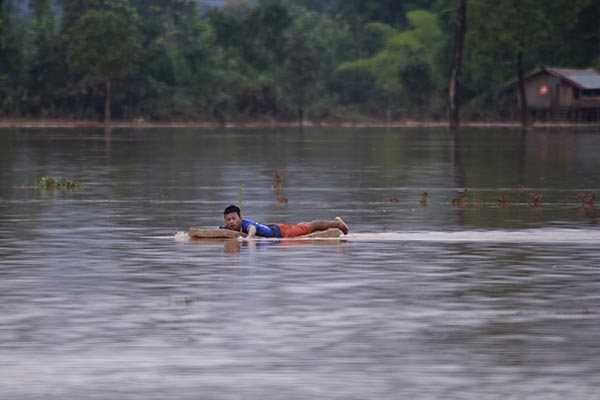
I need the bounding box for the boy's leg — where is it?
[305,217,349,235]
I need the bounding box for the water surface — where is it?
[1,127,599,399]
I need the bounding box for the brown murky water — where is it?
[1,127,599,399]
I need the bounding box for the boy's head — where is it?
[223,205,242,231]
[224,205,241,217]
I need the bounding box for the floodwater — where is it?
[1,127,599,399]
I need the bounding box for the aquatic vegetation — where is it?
[450,188,470,207]
[420,192,428,207]
[272,171,283,185]
[578,203,596,218]
[528,192,543,207]
[63,179,82,190]
[577,192,596,218]
[238,183,245,212]
[38,177,82,191]
[496,195,509,207]
[272,170,288,204]
[578,192,595,205]
[587,194,596,205]
[151,192,170,203]
[451,196,469,207]
[471,193,485,207]
[39,177,61,190]
[377,189,600,216]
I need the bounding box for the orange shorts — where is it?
[275,223,310,238]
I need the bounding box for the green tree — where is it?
[329,0,437,63]
[467,0,590,126]
[336,10,443,117]
[283,3,356,116]
[133,0,249,121]
[58,0,104,34]
[206,0,293,119]
[0,0,25,115]
[64,0,142,123]
[332,0,436,28]
[209,0,291,70]
[282,33,320,123]
[22,0,66,116]
[536,0,600,68]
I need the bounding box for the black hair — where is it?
[224,204,241,216]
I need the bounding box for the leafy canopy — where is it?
[64,0,142,82]
[336,10,442,95]
[465,0,591,92]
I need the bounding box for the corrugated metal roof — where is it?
[546,68,600,90]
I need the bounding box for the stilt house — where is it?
[506,67,600,121]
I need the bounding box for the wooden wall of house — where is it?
[573,95,600,109]
[524,72,565,109]
[556,82,574,107]
[503,69,600,121]
[524,73,551,109]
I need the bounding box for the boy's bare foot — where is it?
[335,217,349,235]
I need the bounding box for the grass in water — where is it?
[38,177,83,191]
[238,183,245,213]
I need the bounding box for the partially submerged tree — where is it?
[64,0,142,123]
[448,0,466,130]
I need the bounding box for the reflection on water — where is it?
[1,127,599,399]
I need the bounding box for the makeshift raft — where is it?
[188,228,342,240]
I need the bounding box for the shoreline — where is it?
[1,118,599,129]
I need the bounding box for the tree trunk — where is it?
[516,50,529,128]
[297,107,304,126]
[297,90,305,126]
[104,79,111,124]
[164,1,175,51]
[449,0,467,131]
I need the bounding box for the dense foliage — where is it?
[0,0,598,122]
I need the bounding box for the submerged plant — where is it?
[451,196,469,207]
[151,191,170,203]
[272,171,288,204]
[420,192,428,207]
[238,183,245,213]
[38,177,83,191]
[63,179,82,190]
[496,195,510,207]
[39,177,61,190]
[471,193,485,207]
[528,192,543,207]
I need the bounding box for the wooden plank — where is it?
[188,228,341,240]
[188,228,241,239]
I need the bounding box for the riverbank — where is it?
[1,118,599,129]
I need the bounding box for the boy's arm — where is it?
[246,225,257,238]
